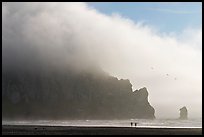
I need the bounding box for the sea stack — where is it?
[179,106,188,120]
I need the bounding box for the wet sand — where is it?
[2,125,202,135]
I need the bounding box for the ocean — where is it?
[2,119,202,128]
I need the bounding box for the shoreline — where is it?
[2,125,202,135]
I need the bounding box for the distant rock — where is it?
[179,106,188,120]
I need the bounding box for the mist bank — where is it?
[2,2,202,118]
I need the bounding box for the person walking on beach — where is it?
[135,123,137,127]
[131,122,133,127]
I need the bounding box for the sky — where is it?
[88,2,202,33]
[2,2,202,119]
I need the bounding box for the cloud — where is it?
[146,7,201,14]
[2,2,202,118]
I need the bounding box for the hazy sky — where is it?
[88,2,202,33]
[2,2,202,119]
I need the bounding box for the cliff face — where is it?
[2,67,155,120]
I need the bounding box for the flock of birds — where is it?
[150,67,177,80]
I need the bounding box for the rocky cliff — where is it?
[2,66,155,120]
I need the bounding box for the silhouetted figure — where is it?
[131,122,133,127]
[135,123,137,127]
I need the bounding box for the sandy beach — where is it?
[2,125,202,135]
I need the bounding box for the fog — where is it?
[2,2,202,119]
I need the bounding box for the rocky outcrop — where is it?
[179,106,188,120]
[2,67,155,120]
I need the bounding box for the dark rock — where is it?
[179,106,188,120]
[2,66,155,120]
